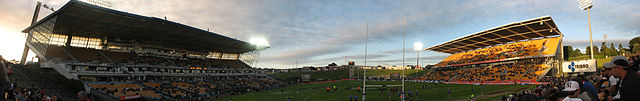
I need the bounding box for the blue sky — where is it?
[0,0,639,69]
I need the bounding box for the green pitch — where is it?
[212,80,535,101]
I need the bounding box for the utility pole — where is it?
[603,34,607,44]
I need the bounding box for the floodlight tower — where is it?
[249,38,270,67]
[578,0,594,59]
[21,1,56,65]
[414,42,423,69]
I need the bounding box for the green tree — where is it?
[631,37,640,53]
[634,44,640,54]
[586,46,600,55]
[574,49,583,56]
[610,43,619,55]
[601,42,609,55]
[619,44,625,51]
[619,43,627,55]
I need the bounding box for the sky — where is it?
[0,0,639,69]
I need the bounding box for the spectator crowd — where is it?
[501,55,640,101]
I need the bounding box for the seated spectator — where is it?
[608,56,640,100]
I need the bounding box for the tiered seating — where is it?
[65,47,109,63]
[89,83,142,96]
[435,37,560,66]
[89,83,162,98]
[422,63,547,81]
[103,51,139,63]
[45,44,253,68]
[45,45,72,60]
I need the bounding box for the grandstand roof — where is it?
[22,0,261,54]
[426,16,562,54]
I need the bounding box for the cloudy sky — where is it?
[1,0,639,69]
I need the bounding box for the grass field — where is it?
[566,54,614,68]
[212,80,536,101]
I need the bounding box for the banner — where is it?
[562,59,596,73]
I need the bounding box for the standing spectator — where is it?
[562,81,583,101]
[353,95,357,101]
[609,56,640,100]
[448,87,451,99]
[333,85,337,92]
[0,55,9,101]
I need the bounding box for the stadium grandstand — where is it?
[421,16,563,83]
[17,0,282,100]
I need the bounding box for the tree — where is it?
[573,49,583,56]
[586,46,600,55]
[635,44,640,54]
[601,42,608,55]
[631,37,640,53]
[619,43,627,55]
[610,43,619,55]
[565,46,583,57]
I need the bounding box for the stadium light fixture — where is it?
[249,37,270,46]
[577,0,594,59]
[413,42,423,51]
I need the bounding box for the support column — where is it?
[65,34,72,47]
[20,45,30,65]
[21,2,43,65]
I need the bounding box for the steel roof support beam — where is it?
[543,22,562,35]
[503,27,530,39]
[523,22,544,37]
[467,39,492,46]
[478,35,505,44]
[426,17,555,53]
[442,28,551,53]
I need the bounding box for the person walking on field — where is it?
[326,86,330,93]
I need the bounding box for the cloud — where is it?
[371,55,450,66]
[564,38,630,49]
[595,0,640,35]
[381,48,415,54]
[1,0,639,69]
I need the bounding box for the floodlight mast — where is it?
[578,0,594,59]
[249,38,269,67]
[21,1,56,65]
[414,42,423,71]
